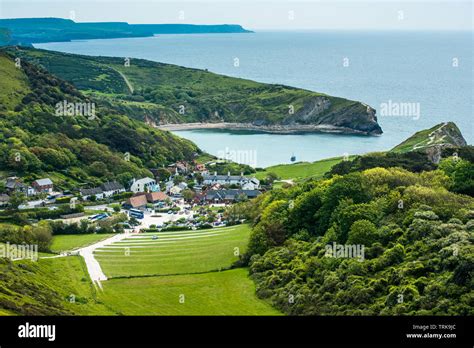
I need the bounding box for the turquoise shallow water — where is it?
[36,31,473,167]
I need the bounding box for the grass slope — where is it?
[10,47,382,134]
[50,233,115,253]
[391,122,467,153]
[95,225,250,277]
[255,156,348,181]
[99,268,280,315]
[0,55,30,109]
[94,224,279,315]
[0,256,113,315]
[1,224,278,316]
[0,50,199,190]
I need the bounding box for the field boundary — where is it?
[105,264,241,280]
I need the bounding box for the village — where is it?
[0,159,263,232]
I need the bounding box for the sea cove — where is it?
[172,128,388,167]
[36,31,473,167]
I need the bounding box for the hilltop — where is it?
[0,18,251,45]
[391,122,467,161]
[10,47,383,135]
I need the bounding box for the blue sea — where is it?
[36,31,473,167]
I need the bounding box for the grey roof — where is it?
[205,189,261,200]
[203,174,246,181]
[134,177,156,185]
[34,178,53,186]
[0,194,10,202]
[5,180,26,189]
[101,181,125,192]
[80,187,103,196]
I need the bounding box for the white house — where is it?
[130,177,159,193]
[165,180,174,192]
[242,178,260,190]
[178,182,188,190]
[101,181,126,197]
[80,187,104,201]
[202,172,260,189]
[169,186,183,196]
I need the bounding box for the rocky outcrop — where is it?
[244,96,383,135]
[285,96,382,135]
[391,122,468,162]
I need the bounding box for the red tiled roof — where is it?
[127,194,148,208]
[146,191,169,202]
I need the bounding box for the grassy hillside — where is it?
[0,256,113,315]
[391,122,467,153]
[0,50,199,189]
[94,224,279,315]
[95,225,251,278]
[1,225,279,316]
[0,52,30,109]
[11,47,382,135]
[99,269,280,315]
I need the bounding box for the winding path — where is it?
[115,69,134,94]
[76,232,131,289]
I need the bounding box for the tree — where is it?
[330,200,381,243]
[173,175,184,185]
[116,172,134,188]
[287,187,324,236]
[266,172,279,184]
[258,200,289,247]
[182,189,195,202]
[89,161,110,178]
[154,168,171,181]
[439,158,474,196]
[347,219,378,246]
[8,192,26,211]
[195,173,204,184]
[315,172,369,236]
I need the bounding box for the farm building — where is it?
[125,194,148,209]
[32,178,54,194]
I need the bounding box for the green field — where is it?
[95,225,250,277]
[92,224,280,315]
[99,268,280,315]
[255,156,347,181]
[1,224,280,315]
[50,233,115,253]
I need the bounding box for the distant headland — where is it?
[0,17,252,46]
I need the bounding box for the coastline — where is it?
[157,122,378,135]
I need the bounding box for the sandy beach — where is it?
[157,122,371,135]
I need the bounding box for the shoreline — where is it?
[157,122,378,136]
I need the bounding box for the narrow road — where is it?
[76,232,131,289]
[115,69,134,94]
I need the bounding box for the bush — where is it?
[347,220,378,246]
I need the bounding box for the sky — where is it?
[0,0,472,31]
